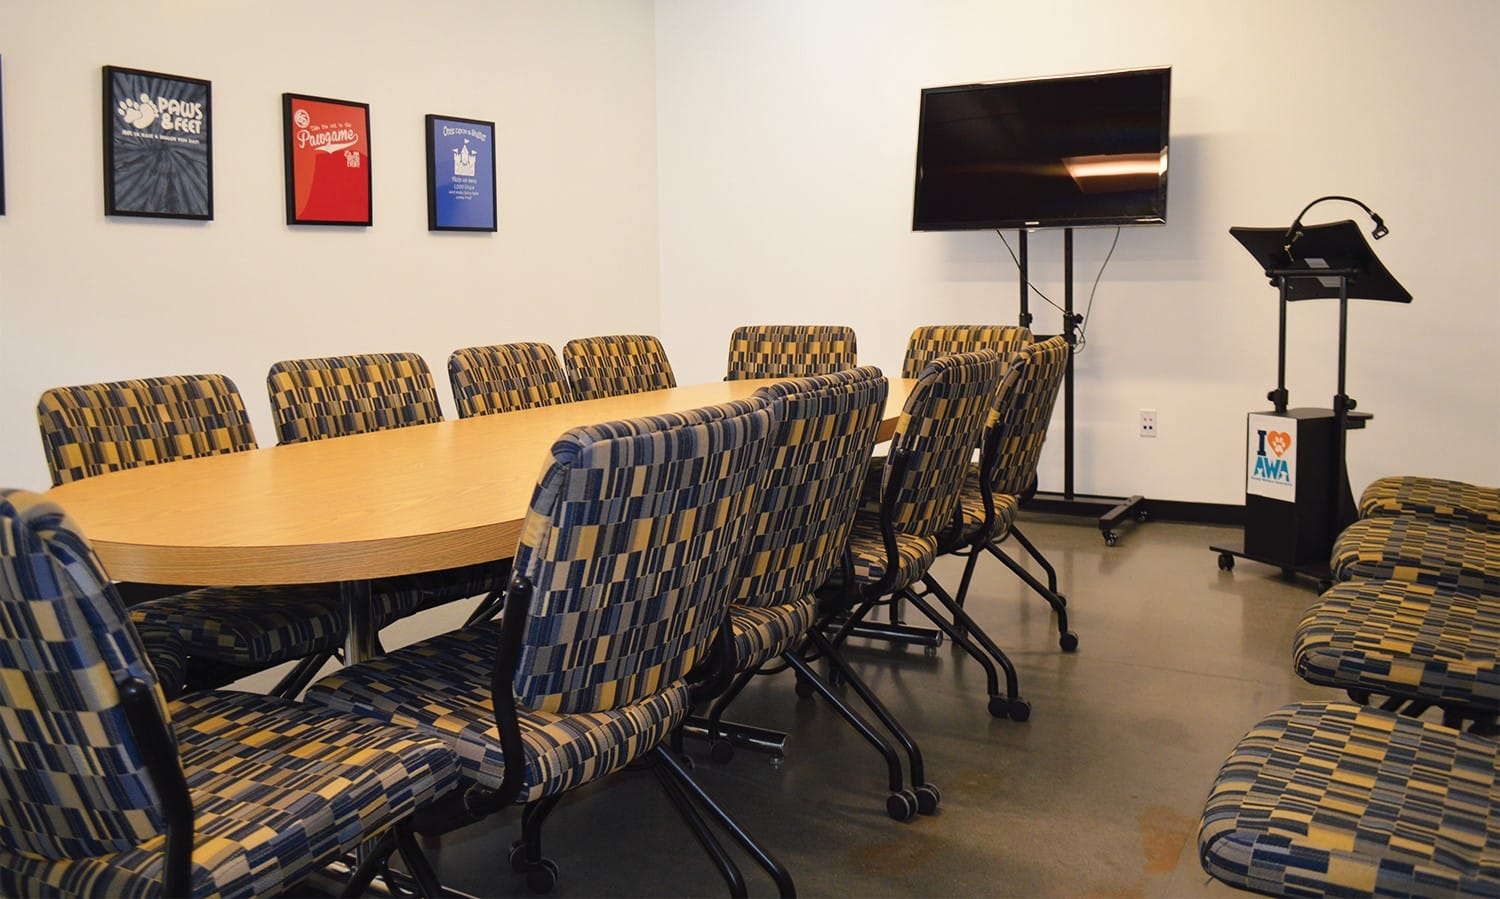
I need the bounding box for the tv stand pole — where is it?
[1017,227,1147,545]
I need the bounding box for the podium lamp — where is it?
[1211,197,1411,581]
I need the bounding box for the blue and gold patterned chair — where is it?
[936,336,1077,650]
[724,324,858,380]
[1294,576,1500,729]
[305,398,794,895]
[692,367,939,820]
[1330,515,1500,598]
[1358,476,1500,533]
[36,374,348,698]
[0,488,460,899]
[1197,700,1500,897]
[266,352,504,630]
[562,334,677,400]
[899,324,1031,379]
[448,341,573,418]
[824,350,1026,719]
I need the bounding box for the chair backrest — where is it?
[562,334,677,401]
[266,352,444,444]
[36,374,258,486]
[448,342,572,418]
[729,367,888,610]
[883,350,1006,539]
[987,336,1069,497]
[0,489,175,858]
[507,398,774,714]
[724,324,859,380]
[900,325,1032,379]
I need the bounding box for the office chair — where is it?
[305,397,797,896]
[823,350,1027,719]
[36,374,347,698]
[723,324,858,379]
[1358,475,1500,532]
[1330,515,1500,597]
[939,336,1076,649]
[0,488,459,899]
[691,367,942,820]
[1198,700,1500,897]
[266,352,504,629]
[448,341,572,418]
[899,324,1031,378]
[562,334,677,400]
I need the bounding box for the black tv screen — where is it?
[912,66,1171,231]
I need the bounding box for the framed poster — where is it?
[425,114,496,232]
[283,93,371,226]
[102,65,213,220]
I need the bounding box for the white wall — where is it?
[0,0,660,490]
[655,0,1500,504]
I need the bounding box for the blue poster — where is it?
[103,66,212,219]
[426,115,496,231]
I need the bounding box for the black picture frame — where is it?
[425,114,497,232]
[102,65,213,220]
[282,92,372,227]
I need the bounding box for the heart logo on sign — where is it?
[1267,431,1291,457]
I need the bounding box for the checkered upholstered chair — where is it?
[1294,577,1500,729]
[266,352,504,628]
[824,350,1029,719]
[562,334,677,401]
[1330,516,1500,597]
[937,336,1076,650]
[1198,700,1500,897]
[0,488,460,899]
[448,341,572,418]
[305,398,795,896]
[36,374,347,698]
[723,324,858,380]
[899,324,1032,379]
[693,368,938,820]
[1359,476,1500,532]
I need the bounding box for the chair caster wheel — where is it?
[709,739,735,764]
[915,782,941,815]
[886,789,918,822]
[525,858,559,894]
[794,674,815,699]
[1009,698,1032,722]
[924,644,938,657]
[987,696,1009,719]
[508,840,528,873]
[1103,531,1119,546]
[1059,631,1079,652]
[1217,552,1235,571]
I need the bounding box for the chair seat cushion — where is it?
[370,560,504,627]
[1294,578,1500,715]
[0,691,458,899]
[1360,476,1500,532]
[1331,517,1500,598]
[728,597,817,671]
[129,585,345,668]
[1198,700,1500,898]
[940,465,1020,551]
[303,623,691,804]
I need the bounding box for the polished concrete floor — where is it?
[361,512,1330,898]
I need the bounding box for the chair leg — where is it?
[905,579,1028,721]
[1008,524,1061,598]
[785,646,936,820]
[650,746,796,898]
[393,820,444,899]
[651,755,750,899]
[952,545,985,611]
[269,650,335,699]
[462,590,504,627]
[340,829,398,897]
[506,794,564,893]
[985,541,1078,651]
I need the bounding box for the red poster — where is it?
[283,94,371,225]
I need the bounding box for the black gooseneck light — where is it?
[1283,194,1389,261]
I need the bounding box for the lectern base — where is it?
[1209,539,1333,590]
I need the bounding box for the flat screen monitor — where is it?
[912,66,1171,231]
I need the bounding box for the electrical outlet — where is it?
[1139,409,1157,438]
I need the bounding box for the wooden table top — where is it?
[46,378,910,587]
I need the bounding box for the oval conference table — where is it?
[47,378,911,663]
